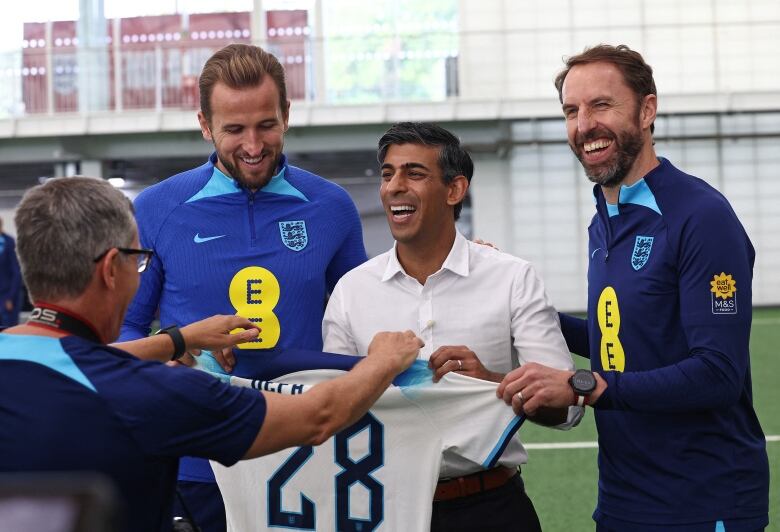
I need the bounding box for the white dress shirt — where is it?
[323,231,582,478]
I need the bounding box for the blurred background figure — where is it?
[0,216,22,327]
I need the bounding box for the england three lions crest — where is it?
[631,235,654,271]
[279,220,308,251]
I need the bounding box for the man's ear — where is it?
[640,94,657,132]
[96,248,121,290]
[446,175,469,207]
[197,111,213,142]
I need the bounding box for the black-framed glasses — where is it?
[93,247,155,273]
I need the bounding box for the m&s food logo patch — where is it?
[710,272,737,315]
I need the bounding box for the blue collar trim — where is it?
[600,178,662,218]
[186,153,308,203]
[186,161,241,203]
[263,167,309,202]
[617,178,662,216]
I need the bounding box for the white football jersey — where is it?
[212,363,523,532]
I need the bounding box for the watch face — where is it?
[571,370,597,393]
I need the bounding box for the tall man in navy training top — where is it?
[323,122,583,532]
[119,44,367,531]
[1,176,422,532]
[498,45,769,531]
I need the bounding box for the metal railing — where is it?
[0,33,459,118]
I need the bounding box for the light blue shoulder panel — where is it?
[186,166,241,203]
[262,167,309,202]
[0,335,96,392]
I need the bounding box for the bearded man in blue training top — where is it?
[498,44,769,532]
[118,44,367,531]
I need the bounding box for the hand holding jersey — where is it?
[428,344,504,383]
[498,362,607,415]
[243,330,423,458]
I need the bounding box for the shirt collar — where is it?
[381,230,470,282]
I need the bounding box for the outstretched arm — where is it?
[244,330,422,457]
[113,315,259,365]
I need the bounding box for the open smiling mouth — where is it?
[390,205,416,220]
[583,139,613,155]
[239,155,264,166]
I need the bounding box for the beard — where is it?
[215,147,281,191]
[571,117,644,189]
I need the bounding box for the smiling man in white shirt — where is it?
[323,121,581,532]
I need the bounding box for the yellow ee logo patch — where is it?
[597,286,625,372]
[228,266,281,348]
[710,272,737,315]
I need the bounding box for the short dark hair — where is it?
[377,122,474,221]
[554,44,657,133]
[199,44,288,123]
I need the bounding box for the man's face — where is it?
[380,143,464,246]
[561,62,647,188]
[198,77,290,191]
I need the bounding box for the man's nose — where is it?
[384,172,407,193]
[577,109,596,134]
[243,130,263,156]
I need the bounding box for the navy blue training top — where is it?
[561,158,768,529]
[0,333,266,532]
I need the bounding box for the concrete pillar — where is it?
[251,0,267,49]
[77,0,110,113]
[310,0,326,102]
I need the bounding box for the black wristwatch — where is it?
[157,325,187,361]
[569,369,597,407]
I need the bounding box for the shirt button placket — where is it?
[419,285,434,359]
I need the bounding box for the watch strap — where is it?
[157,325,186,361]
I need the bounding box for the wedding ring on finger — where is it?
[455,359,463,370]
[516,390,524,403]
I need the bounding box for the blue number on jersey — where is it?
[267,413,385,531]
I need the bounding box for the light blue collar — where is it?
[601,178,662,218]
[187,156,309,203]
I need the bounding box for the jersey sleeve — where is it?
[119,192,166,340]
[410,374,524,470]
[322,279,361,355]
[105,362,266,466]
[325,190,367,292]
[595,203,754,412]
[559,313,590,359]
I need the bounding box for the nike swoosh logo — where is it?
[194,233,226,244]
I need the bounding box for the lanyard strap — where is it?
[26,302,102,344]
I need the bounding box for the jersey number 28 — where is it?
[268,413,384,531]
